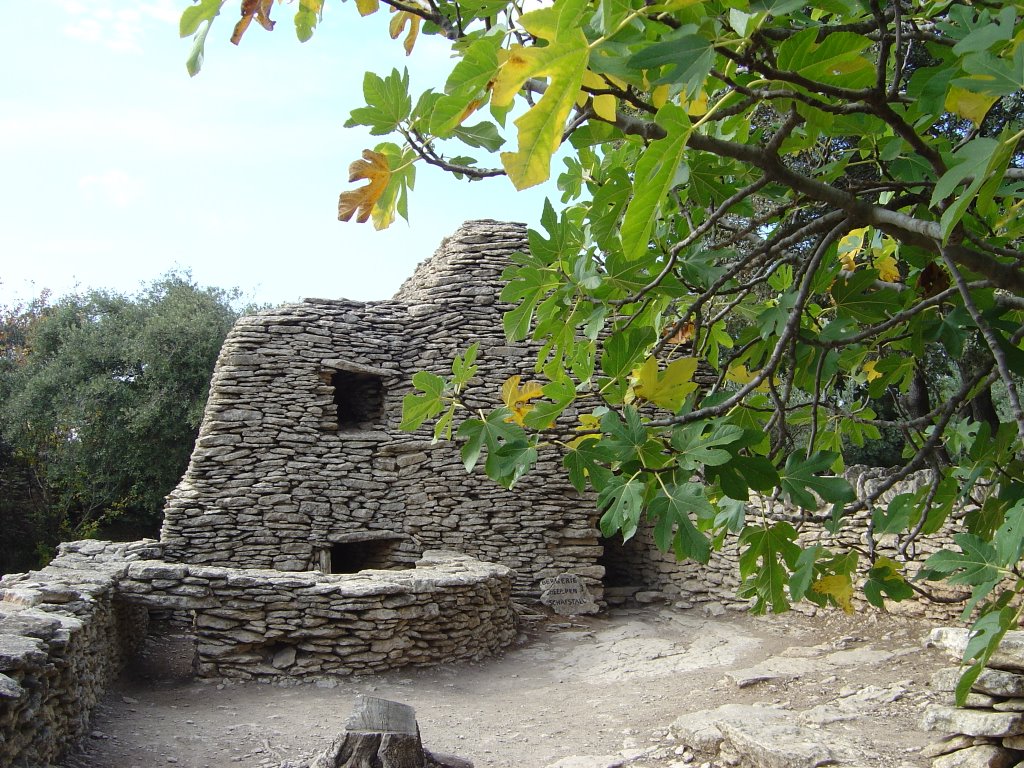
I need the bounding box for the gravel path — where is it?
[59,606,953,768]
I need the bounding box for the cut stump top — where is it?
[345,696,420,736]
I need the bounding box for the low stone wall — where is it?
[923,628,1024,767]
[117,549,519,680]
[0,540,153,768]
[0,541,517,766]
[605,466,970,621]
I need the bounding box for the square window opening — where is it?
[331,370,385,429]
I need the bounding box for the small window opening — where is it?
[331,370,385,429]
[328,539,403,574]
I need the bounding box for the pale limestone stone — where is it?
[0,672,23,699]
[272,646,297,669]
[540,573,599,616]
[931,744,1019,768]
[920,735,976,758]
[921,705,1024,737]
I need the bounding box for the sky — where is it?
[0,1,558,309]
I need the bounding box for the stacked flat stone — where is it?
[0,540,517,765]
[160,219,603,601]
[0,540,152,768]
[922,628,1024,767]
[117,549,518,680]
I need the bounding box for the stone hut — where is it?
[159,220,606,601]
[158,219,966,615]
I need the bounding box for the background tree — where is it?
[186,0,1024,699]
[0,274,242,572]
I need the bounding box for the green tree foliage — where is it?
[0,275,241,570]
[188,0,1024,699]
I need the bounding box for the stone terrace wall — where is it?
[117,550,518,681]
[160,220,601,600]
[0,540,152,768]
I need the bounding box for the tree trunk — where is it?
[311,696,428,768]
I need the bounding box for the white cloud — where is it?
[78,169,145,207]
[56,0,177,53]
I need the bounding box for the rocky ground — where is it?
[58,605,958,768]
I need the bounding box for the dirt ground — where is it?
[58,605,956,768]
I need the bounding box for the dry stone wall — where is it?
[116,549,518,681]
[605,466,969,620]
[160,220,602,600]
[923,627,1024,767]
[0,540,517,765]
[0,540,152,768]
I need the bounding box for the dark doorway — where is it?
[329,538,403,574]
[599,535,644,587]
[599,534,653,605]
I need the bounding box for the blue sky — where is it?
[0,1,557,308]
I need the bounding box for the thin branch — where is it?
[710,68,875,117]
[802,281,991,350]
[717,46,877,103]
[647,219,851,429]
[683,131,1024,292]
[610,177,770,308]
[379,0,458,39]
[898,466,947,559]
[808,346,828,458]
[404,129,506,179]
[888,0,906,100]
[941,248,1024,441]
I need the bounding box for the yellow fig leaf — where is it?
[516,0,586,41]
[493,39,589,189]
[389,8,421,55]
[862,360,881,382]
[651,85,669,109]
[631,356,698,412]
[725,363,769,392]
[945,85,998,126]
[681,89,708,116]
[874,252,900,282]
[593,92,616,122]
[725,362,755,384]
[870,236,900,282]
[491,0,589,190]
[502,375,545,426]
[231,0,275,45]
[837,227,867,271]
[812,573,855,614]
[338,149,391,225]
[663,321,694,346]
[566,414,601,448]
[355,0,379,16]
[580,70,617,122]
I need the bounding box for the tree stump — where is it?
[311,696,430,768]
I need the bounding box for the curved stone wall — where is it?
[117,550,518,680]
